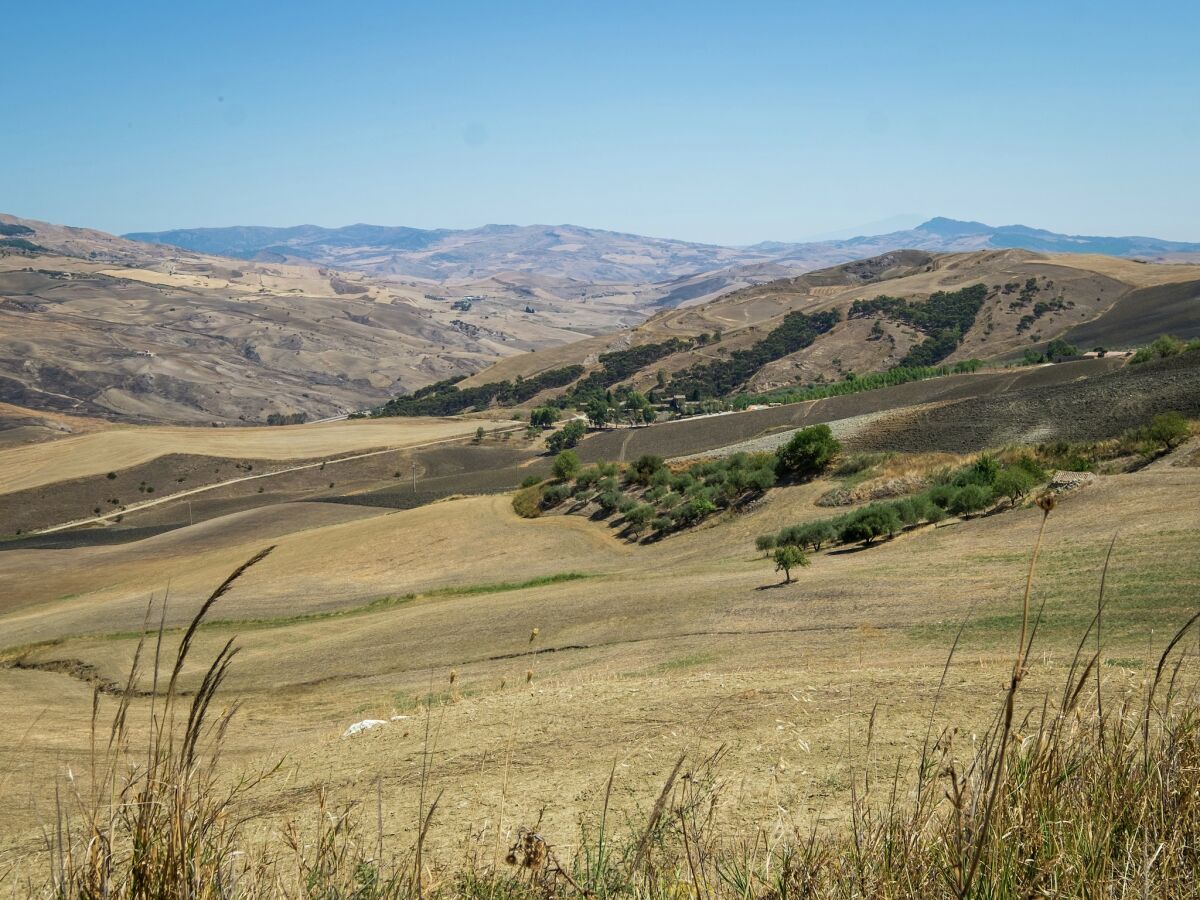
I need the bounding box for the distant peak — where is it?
[916,217,995,236]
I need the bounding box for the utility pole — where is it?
[412,461,418,494]
[188,500,193,526]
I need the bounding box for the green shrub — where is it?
[775,424,841,480]
[576,466,602,488]
[1145,411,1190,451]
[755,533,778,554]
[773,544,810,582]
[552,450,581,480]
[631,454,666,485]
[950,483,994,516]
[839,505,902,546]
[596,490,624,513]
[512,485,542,518]
[993,468,1037,506]
[928,483,960,510]
[540,484,571,507]
[1131,334,1187,364]
[546,419,587,453]
[624,503,656,533]
[520,474,542,489]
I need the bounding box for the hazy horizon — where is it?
[4,0,1198,244]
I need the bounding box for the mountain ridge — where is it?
[125,217,1200,284]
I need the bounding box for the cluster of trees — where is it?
[1035,411,1193,472]
[536,423,842,540]
[265,412,307,426]
[580,389,657,428]
[540,450,779,539]
[1131,335,1200,365]
[1020,339,1080,366]
[1016,298,1071,333]
[554,339,691,409]
[1124,411,1191,453]
[849,284,989,368]
[758,453,1047,553]
[528,407,560,429]
[376,366,585,417]
[666,309,841,399]
[545,419,587,452]
[738,360,984,409]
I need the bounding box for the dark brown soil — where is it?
[0,439,545,547]
[575,357,1124,462]
[1064,280,1200,348]
[848,350,1200,453]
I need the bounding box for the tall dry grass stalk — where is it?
[18,505,1200,898]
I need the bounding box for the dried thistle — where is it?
[529,627,540,643]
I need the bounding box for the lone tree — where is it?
[473,426,486,444]
[775,424,841,481]
[552,449,581,480]
[773,545,810,584]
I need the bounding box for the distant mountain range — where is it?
[125,217,1200,284]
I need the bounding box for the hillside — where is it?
[2,372,1198,880]
[0,215,658,427]
[458,249,1200,401]
[126,217,1200,284]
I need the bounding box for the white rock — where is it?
[342,719,388,738]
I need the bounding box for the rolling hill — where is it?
[456,249,1200,401]
[0,215,658,428]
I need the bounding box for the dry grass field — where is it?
[2,440,1197,881]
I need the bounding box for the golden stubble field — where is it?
[1,460,1198,873]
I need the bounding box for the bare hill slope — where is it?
[0,215,656,424]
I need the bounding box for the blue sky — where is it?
[4,1,1198,244]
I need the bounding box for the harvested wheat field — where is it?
[2,447,1197,882]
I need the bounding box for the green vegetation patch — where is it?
[374,365,585,417]
[738,360,983,409]
[849,283,988,367]
[667,309,841,399]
